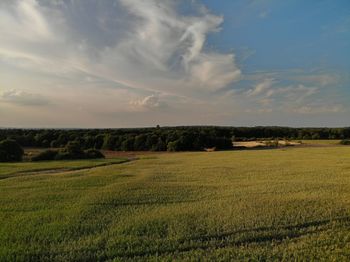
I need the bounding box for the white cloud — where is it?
[247,79,318,103]
[0,0,54,42]
[246,78,274,97]
[0,0,241,98]
[240,76,347,118]
[130,94,167,111]
[98,0,242,93]
[0,89,49,106]
[0,0,347,127]
[279,84,318,103]
[189,53,241,89]
[293,74,340,87]
[293,104,345,114]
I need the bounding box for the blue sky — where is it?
[204,0,350,69]
[0,0,349,127]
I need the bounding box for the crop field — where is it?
[1,147,350,261]
[0,158,128,180]
[299,140,342,145]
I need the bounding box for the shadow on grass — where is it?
[111,215,350,259]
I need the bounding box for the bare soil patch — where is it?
[233,140,301,148]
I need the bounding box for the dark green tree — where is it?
[0,139,24,162]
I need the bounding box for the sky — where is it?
[0,0,349,128]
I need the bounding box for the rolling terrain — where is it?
[1,147,350,261]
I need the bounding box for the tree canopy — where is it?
[0,126,349,153]
[0,139,24,162]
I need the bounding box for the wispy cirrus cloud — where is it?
[241,76,345,115]
[1,0,241,94]
[130,94,168,111]
[246,78,275,97]
[246,79,317,104]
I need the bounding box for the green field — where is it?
[0,158,128,180]
[1,147,350,261]
[299,140,342,145]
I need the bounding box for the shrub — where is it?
[84,149,105,159]
[0,139,24,162]
[340,140,350,145]
[54,151,85,160]
[0,150,8,162]
[50,140,59,148]
[53,152,71,160]
[311,134,320,140]
[65,141,83,155]
[31,150,58,161]
[167,141,179,152]
[30,143,105,161]
[264,140,279,147]
[53,141,85,160]
[54,150,104,160]
[213,137,233,150]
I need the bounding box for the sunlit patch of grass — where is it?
[0,147,350,260]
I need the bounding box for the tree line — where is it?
[0,139,105,162]
[1,126,349,152]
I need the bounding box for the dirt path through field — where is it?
[2,159,133,180]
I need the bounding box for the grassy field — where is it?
[299,140,342,145]
[1,147,350,261]
[0,158,128,180]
